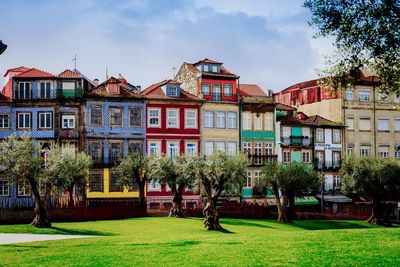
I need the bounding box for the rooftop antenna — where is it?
[172,66,176,78]
[106,67,109,79]
[72,54,77,70]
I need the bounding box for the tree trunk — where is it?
[29,177,51,228]
[286,195,295,222]
[169,193,184,218]
[367,198,391,226]
[68,186,74,207]
[272,182,287,223]
[138,178,147,209]
[42,183,52,208]
[203,197,223,231]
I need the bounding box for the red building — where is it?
[140,79,203,209]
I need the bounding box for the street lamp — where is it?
[0,40,7,55]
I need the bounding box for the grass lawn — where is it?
[0,217,399,266]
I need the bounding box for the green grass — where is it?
[0,218,399,266]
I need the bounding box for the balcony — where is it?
[247,154,277,166]
[281,136,312,146]
[57,88,83,99]
[315,160,341,170]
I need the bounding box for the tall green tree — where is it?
[45,145,92,205]
[149,155,198,217]
[340,155,400,225]
[113,152,149,208]
[188,152,247,231]
[0,136,50,227]
[260,161,321,223]
[304,0,400,95]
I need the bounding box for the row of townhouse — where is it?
[0,58,345,210]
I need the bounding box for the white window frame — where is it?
[245,172,252,188]
[62,115,75,129]
[283,151,291,163]
[17,112,31,129]
[316,128,324,143]
[227,142,237,155]
[216,112,226,129]
[360,146,371,157]
[38,112,52,129]
[185,142,197,156]
[377,118,389,132]
[0,113,10,129]
[359,90,371,102]
[242,112,251,130]
[264,143,273,155]
[39,81,52,99]
[254,113,262,131]
[169,86,178,97]
[359,118,371,131]
[216,141,226,152]
[167,141,179,158]
[302,151,311,163]
[204,111,214,128]
[0,179,10,196]
[17,82,31,99]
[148,108,161,128]
[394,118,400,132]
[265,112,273,131]
[345,89,353,101]
[184,109,197,129]
[227,112,237,129]
[18,179,31,197]
[346,117,354,130]
[148,141,161,157]
[166,108,179,128]
[147,180,161,192]
[204,142,214,156]
[332,129,341,143]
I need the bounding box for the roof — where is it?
[275,103,296,111]
[302,115,343,127]
[141,79,201,101]
[87,76,143,98]
[193,58,223,65]
[3,66,30,77]
[240,84,267,97]
[14,68,54,78]
[58,69,82,79]
[280,79,319,93]
[182,59,239,79]
[0,93,11,103]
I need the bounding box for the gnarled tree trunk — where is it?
[286,195,295,223]
[368,198,391,226]
[203,196,223,230]
[138,178,147,209]
[272,182,287,223]
[68,185,74,207]
[169,183,185,218]
[29,177,51,228]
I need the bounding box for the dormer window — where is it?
[165,84,180,97]
[203,64,209,72]
[169,86,178,97]
[211,65,218,73]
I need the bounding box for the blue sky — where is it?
[0,0,333,92]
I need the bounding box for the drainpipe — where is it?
[238,78,242,150]
[372,76,377,156]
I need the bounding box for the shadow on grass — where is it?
[290,220,383,230]
[50,227,116,236]
[221,219,271,229]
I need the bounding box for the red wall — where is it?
[199,78,238,102]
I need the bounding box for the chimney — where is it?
[135,85,141,93]
[105,78,120,95]
[93,79,99,86]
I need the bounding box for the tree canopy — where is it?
[304,0,400,94]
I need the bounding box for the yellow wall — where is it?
[86,168,141,198]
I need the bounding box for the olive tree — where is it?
[149,155,198,217]
[0,136,50,227]
[260,161,321,223]
[304,0,400,95]
[340,155,400,226]
[187,152,247,231]
[113,152,149,208]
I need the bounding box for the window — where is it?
[204,111,214,128]
[148,108,161,127]
[346,117,354,130]
[333,152,341,167]
[185,143,197,156]
[395,145,400,159]
[202,83,210,95]
[213,84,222,101]
[90,172,103,192]
[90,106,103,126]
[90,141,102,163]
[216,142,225,152]
[245,172,252,188]
[0,179,10,196]
[128,141,143,154]
[169,86,178,97]
[264,143,273,155]
[109,172,123,192]
[17,82,31,99]
[38,112,52,129]
[345,89,353,101]
[254,114,262,130]
[378,145,389,158]
[17,112,31,129]
[333,175,340,190]
[204,142,214,156]
[395,118,400,132]
[167,109,179,128]
[242,112,251,130]
[227,112,237,129]
[227,142,237,155]
[61,142,75,154]
[148,180,161,191]
[283,151,291,163]
[0,114,10,129]
[185,109,197,129]
[302,152,311,163]
[265,112,273,131]
[167,142,179,158]
[62,81,75,90]
[332,129,341,143]
[109,142,122,162]
[211,65,218,73]
[109,107,122,126]
[62,115,75,129]
[243,142,251,155]
[18,179,31,197]
[129,107,142,127]
[254,142,262,165]
[359,118,371,131]
[359,90,370,102]
[148,141,161,157]
[316,151,324,167]
[254,171,261,185]
[203,64,209,72]
[224,84,233,96]
[347,146,354,155]
[316,128,324,142]
[39,81,51,99]
[360,145,371,157]
[216,112,226,128]
[377,118,389,132]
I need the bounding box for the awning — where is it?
[316,194,352,203]
[294,196,318,205]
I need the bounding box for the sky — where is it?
[0,0,334,92]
